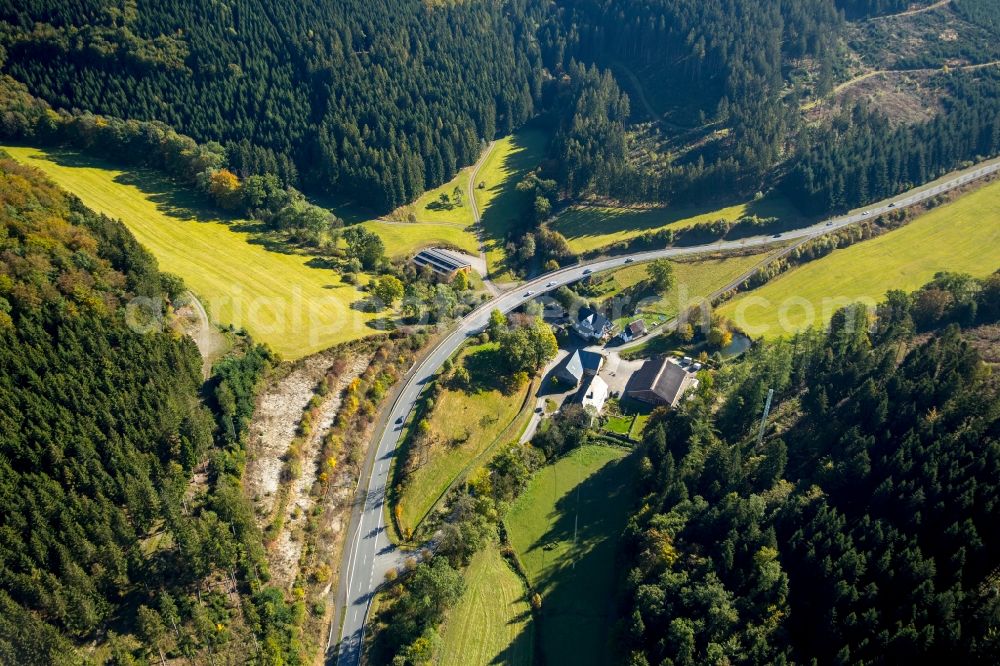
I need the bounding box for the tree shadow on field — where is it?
[346,297,403,330]
[553,189,807,249]
[523,451,638,666]
[488,610,536,665]
[478,129,548,264]
[305,256,340,270]
[114,167,237,225]
[241,233,306,256]
[364,316,398,331]
[425,198,461,212]
[350,296,387,314]
[460,345,509,393]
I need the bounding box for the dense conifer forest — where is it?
[620,278,1000,664]
[1,0,996,216]
[0,0,544,211]
[785,72,1000,213]
[545,0,1000,209]
[0,156,296,663]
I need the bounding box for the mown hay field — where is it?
[4,145,377,358]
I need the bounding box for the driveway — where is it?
[592,347,644,396]
[520,348,578,442]
[444,249,488,279]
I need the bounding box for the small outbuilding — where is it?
[621,319,647,341]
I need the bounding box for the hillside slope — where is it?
[0,156,290,663]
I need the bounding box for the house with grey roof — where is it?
[625,357,699,408]
[552,349,605,388]
[573,307,614,342]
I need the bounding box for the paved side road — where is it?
[330,159,1000,666]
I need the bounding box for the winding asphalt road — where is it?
[331,159,1000,665]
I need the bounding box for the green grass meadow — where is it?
[475,129,549,277]
[437,543,535,666]
[551,194,801,255]
[360,219,480,258]
[603,415,633,435]
[3,145,377,359]
[397,344,532,533]
[506,444,636,666]
[366,160,483,257]
[365,127,548,268]
[719,180,1000,338]
[406,161,475,224]
[602,404,652,441]
[589,252,773,328]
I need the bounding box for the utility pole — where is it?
[572,484,580,570]
[756,388,774,447]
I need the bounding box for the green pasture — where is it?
[3,145,377,359]
[437,543,534,666]
[588,252,773,327]
[396,344,532,533]
[475,129,549,277]
[506,444,636,666]
[719,180,1000,338]
[550,194,801,255]
[360,220,480,258]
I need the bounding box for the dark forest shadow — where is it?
[524,450,638,666]
[488,606,537,665]
[477,128,550,262]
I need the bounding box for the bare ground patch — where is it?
[965,323,1000,365]
[846,4,999,71]
[805,70,947,126]
[172,292,229,377]
[267,355,370,588]
[245,351,352,520]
